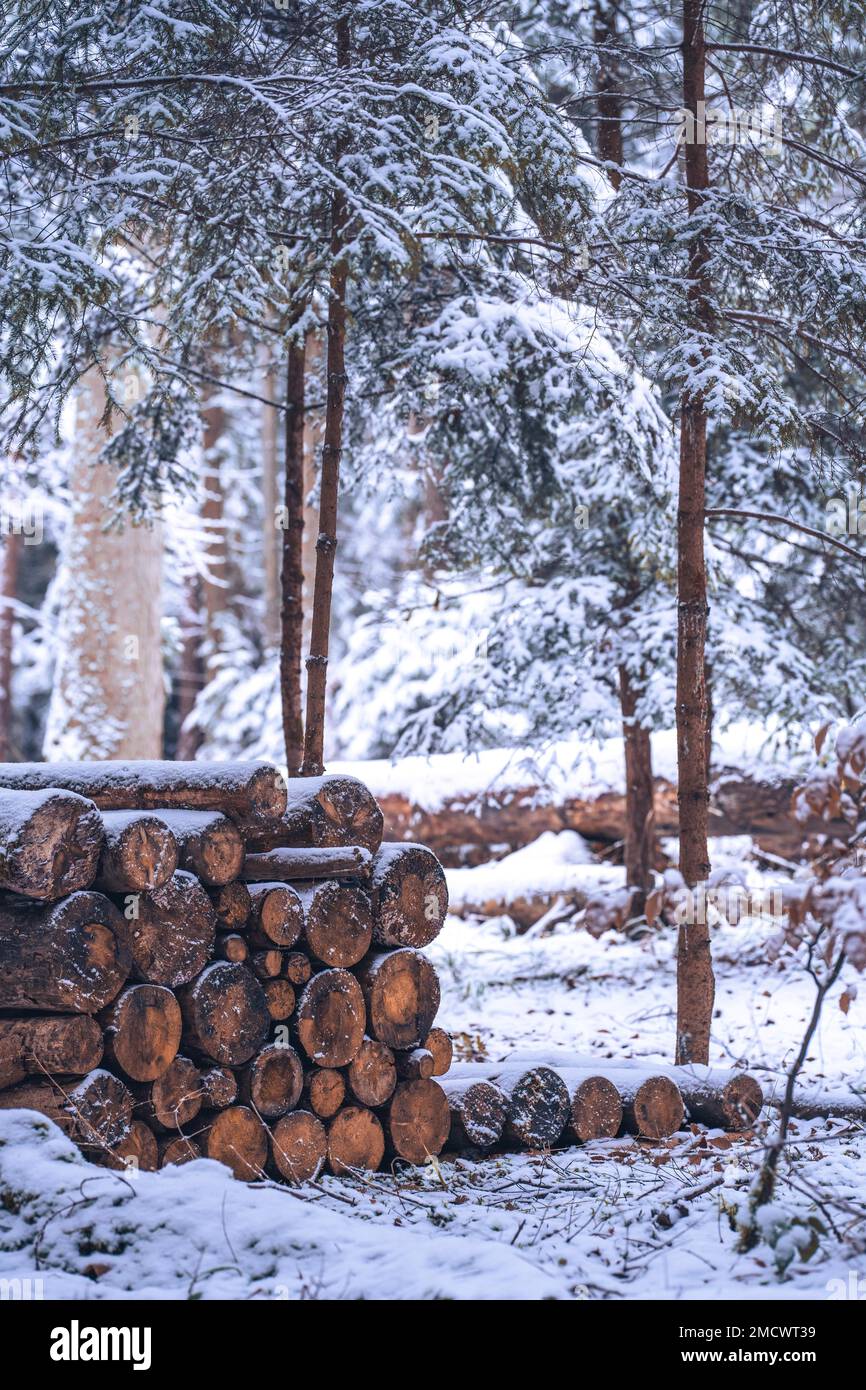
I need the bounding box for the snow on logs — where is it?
[0,762,456,1180]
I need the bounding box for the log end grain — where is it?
[371,843,448,948]
[180,961,270,1068]
[270,1110,327,1184]
[327,1105,385,1175]
[239,1043,303,1119]
[295,968,366,1068]
[386,1079,451,1164]
[423,1027,453,1077]
[99,984,182,1082]
[346,1037,396,1109]
[200,1105,267,1180]
[627,1075,685,1140]
[569,1075,623,1142]
[303,1067,346,1119]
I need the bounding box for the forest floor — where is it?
[1,837,864,1301]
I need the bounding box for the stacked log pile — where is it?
[0,763,454,1184]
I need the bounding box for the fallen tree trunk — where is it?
[98,984,182,1083]
[440,1078,508,1150]
[0,787,104,899]
[150,810,243,887]
[298,881,372,968]
[0,1015,104,1090]
[0,1068,133,1149]
[282,951,312,987]
[96,810,178,894]
[246,775,383,854]
[180,962,270,1068]
[0,761,287,829]
[0,891,131,1013]
[270,1109,327,1184]
[242,845,372,883]
[294,968,366,1067]
[346,1037,396,1109]
[565,1075,623,1142]
[383,1078,450,1163]
[369,843,448,948]
[354,949,441,1052]
[326,1104,385,1174]
[120,871,215,988]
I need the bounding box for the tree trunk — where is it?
[245,882,303,948]
[0,1069,134,1149]
[200,391,228,680]
[261,352,282,650]
[618,666,656,916]
[423,1028,453,1077]
[369,843,448,948]
[198,1065,237,1110]
[281,335,306,773]
[0,533,21,760]
[175,578,203,760]
[242,844,372,883]
[158,1134,201,1167]
[208,881,252,932]
[566,1074,623,1143]
[0,891,131,1013]
[0,787,103,899]
[441,1078,508,1151]
[297,880,372,968]
[264,978,296,1022]
[149,809,243,887]
[593,0,624,188]
[45,365,164,758]
[301,18,350,776]
[132,1054,201,1131]
[675,0,714,1065]
[198,1104,268,1180]
[237,1042,303,1119]
[302,1066,346,1118]
[247,774,383,854]
[96,1118,159,1172]
[96,809,178,895]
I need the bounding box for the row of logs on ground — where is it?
[0,761,457,1181]
[0,761,767,1180]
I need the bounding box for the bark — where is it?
[301,17,350,776]
[280,335,306,773]
[0,891,130,1013]
[180,962,270,1067]
[246,774,383,854]
[384,1079,450,1164]
[158,1134,201,1167]
[346,1037,396,1109]
[119,870,215,988]
[96,1118,159,1173]
[197,1105,268,1180]
[297,880,372,968]
[293,967,366,1067]
[676,0,714,1065]
[264,980,298,1024]
[208,881,252,933]
[0,1015,103,1091]
[175,578,204,761]
[0,1068,133,1149]
[242,844,372,882]
[594,0,624,187]
[261,353,281,650]
[246,882,304,948]
[131,1054,201,1131]
[423,1028,453,1078]
[237,1042,303,1119]
[45,365,164,758]
[98,983,182,1083]
[0,761,287,828]
[369,843,448,948]
[0,533,21,760]
[326,1104,385,1175]
[269,1109,327,1184]
[354,949,441,1052]
[198,1066,237,1111]
[440,1078,508,1151]
[618,667,655,914]
[0,787,103,899]
[96,810,178,894]
[200,390,229,679]
[149,809,243,887]
[302,1066,345,1119]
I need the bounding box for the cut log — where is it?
[354,949,441,1051]
[455,1067,571,1149]
[98,984,182,1082]
[180,962,270,1067]
[327,1104,385,1174]
[0,761,287,829]
[270,1110,327,1184]
[440,1079,507,1150]
[395,1048,434,1081]
[237,1042,303,1119]
[620,1075,685,1139]
[158,1134,201,1167]
[242,845,372,882]
[0,787,103,900]
[346,1037,396,1108]
[96,810,177,894]
[263,978,295,1021]
[676,1071,763,1129]
[302,1067,346,1119]
[198,1105,267,1180]
[215,932,248,963]
[294,968,366,1067]
[198,1066,238,1111]
[567,1075,623,1142]
[150,810,244,887]
[283,951,312,986]
[384,1079,450,1163]
[370,843,448,948]
[121,870,215,988]
[208,881,252,932]
[0,891,131,1013]
[0,1068,133,1149]
[247,774,383,854]
[0,1015,104,1090]
[96,1118,159,1172]
[246,882,304,948]
[132,1054,202,1131]
[298,881,372,968]
[250,949,284,980]
[423,1028,453,1077]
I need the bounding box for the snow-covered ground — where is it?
[1,834,864,1302]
